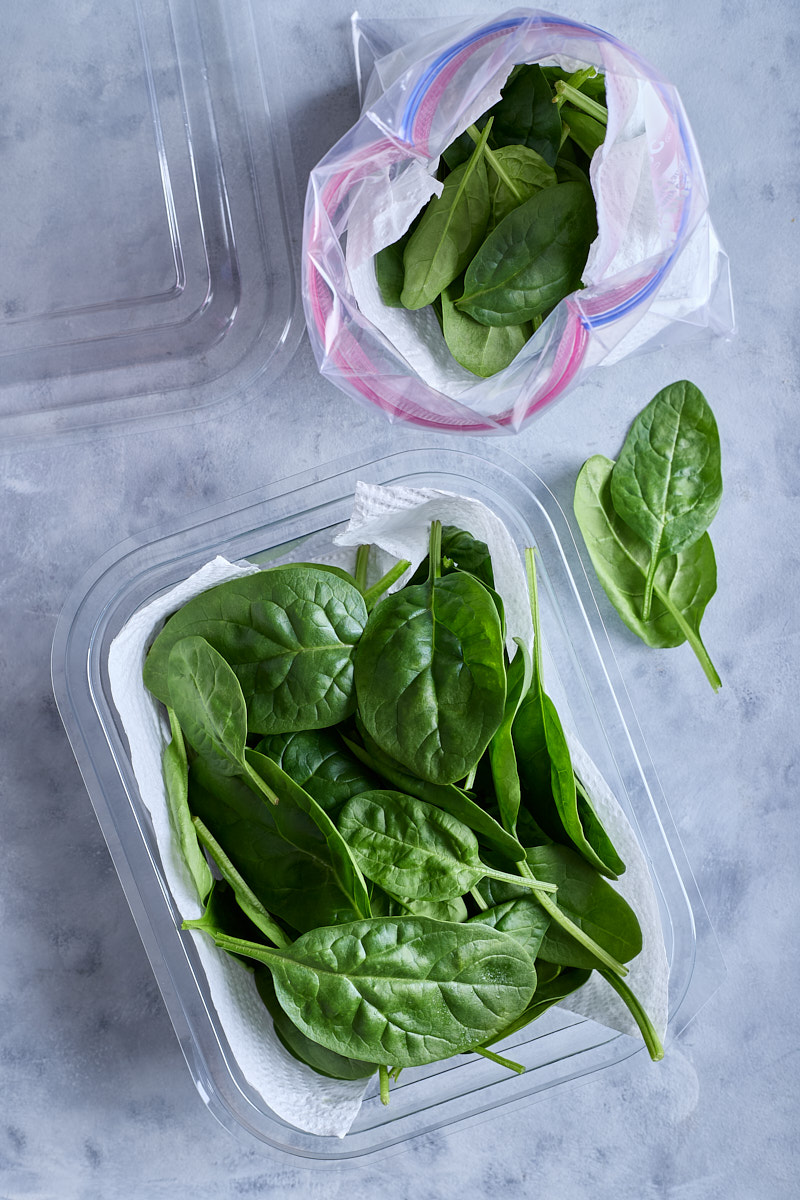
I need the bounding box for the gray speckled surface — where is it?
[2,1,798,1196]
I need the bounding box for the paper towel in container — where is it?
[302,9,733,434]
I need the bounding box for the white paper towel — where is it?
[108,484,668,1138]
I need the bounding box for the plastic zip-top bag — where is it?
[302,9,734,434]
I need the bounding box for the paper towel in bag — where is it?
[108,485,668,1139]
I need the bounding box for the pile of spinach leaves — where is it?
[143,518,663,1106]
[376,64,607,378]
[573,380,723,690]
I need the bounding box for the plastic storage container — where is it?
[52,439,723,1162]
[0,0,302,444]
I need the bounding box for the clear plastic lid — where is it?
[52,438,723,1162]
[0,0,302,443]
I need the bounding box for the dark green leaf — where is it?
[188,757,359,933]
[166,637,248,776]
[246,748,373,922]
[162,707,213,902]
[354,528,507,785]
[457,183,596,326]
[441,279,532,377]
[468,895,550,961]
[609,381,723,620]
[528,845,642,971]
[337,790,552,903]
[573,454,721,689]
[487,64,562,166]
[207,916,537,1067]
[513,553,624,878]
[343,730,526,863]
[143,567,368,734]
[489,638,533,834]
[254,968,377,1081]
[486,144,557,229]
[400,123,492,310]
[254,728,379,815]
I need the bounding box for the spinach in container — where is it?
[142,510,664,1108]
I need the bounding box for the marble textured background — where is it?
[1,0,798,1196]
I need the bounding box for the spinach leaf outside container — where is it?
[609,381,723,621]
[574,454,721,690]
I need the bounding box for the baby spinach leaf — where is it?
[468,895,550,961]
[254,728,379,815]
[354,522,507,785]
[343,729,526,863]
[165,636,282,807]
[487,64,563,166]
[166,637,248,777]
[161,707,213,903]
[188,756,359,933]
[480,966,592,1046]
[488,637,533,835]
[528,844,642,971]
[392,894,469,923]
[609,381,723,621]
[206,916,537,1067]
[441,526,495,587]
[337,790,556,903]
[486,144,557,229]
[441,279,532,377]
[246,748,373,922]
[143,566,368,733]
[401,122,492,310]
[191,815,291,947]
[457,182,596,326]
[254,967,378,1081]
[573,454,721,690]
[514,553,625,878]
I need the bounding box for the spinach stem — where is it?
[517,859,628,977]
[190,818,290,947]
[469,886,489,911]
[463,763,478,791]
[473,1045,526,1075]
[465,122,523,202]
[554,80,608,125]
[558,121,572,151]
[598,967,665,1061]
[428,520,443,583]
[243,760,280,806]
[390,1066,403,1082]
[641,555,658,623]
[654,581,722,692]
[379,1064,391,1105]
[485,867,557,893]
[363,558,412,613]
[553,66,598,110]
[354,544,370,592]
[524,548,543,682]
